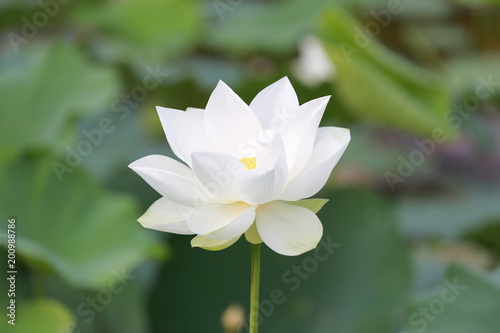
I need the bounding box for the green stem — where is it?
[250,244,261,333]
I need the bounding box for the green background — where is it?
[1,0,499,332]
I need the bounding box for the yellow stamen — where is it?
[240,157,257,170]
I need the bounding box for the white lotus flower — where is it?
[129,77,350,256]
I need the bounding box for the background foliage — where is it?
[1,0,499,332]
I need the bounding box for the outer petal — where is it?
[129,155,221,207]
[204,81,263,157]
[256,201,323,256]
[188,202,256,240]
[315,126,350,143]
[191,235,240,251]
[156,107,212,166]
[281,127,350,201]
[249,77,299,129]
[138,197,195,235]
[279,96,330,180]
[191,152,288,205]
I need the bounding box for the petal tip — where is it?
[335,127,351,143]
[155,105,168,114]
[216,79,230,89]
[277,76,291,84]
[321,95,332,102]
[128,160,140,170]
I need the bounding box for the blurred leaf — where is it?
[454,0,500,6]
[100,280,150,333]
[335,0,451,17]
[410,240,497,299]
[444,55,500,99]
[266,189,411,333]
[149,189,410,333]
[79,0,200,44]
[0,153,163,289]
[317,7,453,137]
[78,112,171,185]
[75,110,175,210]
[73,0,202,64]
[207,0,320,54]
[0,0,38,10]
[0,250,33,311]
[468,221,500,257]
[397,186,500,239]
[173,57,246,90]
[403,264,500,333]
[340,124,435,180]
[491,267,500,286]
[0,299,74,333]
[0,43,119,153]
[407,24,470,57]
[44,260,162,333]
[461,113,496,153]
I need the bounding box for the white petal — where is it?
[255,130,287,170]
[186,107,204,113]
[191,235,240,251]
[256,201,323,256]
[249,77,299,129]
[281,127,350,201]
[279,96,330,179]
[240,156,288,205]
[230,125,287,170]
[191,151,246,202]
[191,152,288,205]
[188,202,256,240]
[204,81,262,157]
[156,106,212,166]
[315,126,351,143]
[129,155,220,207]
[138,197,195,235]
[244,222,263,244]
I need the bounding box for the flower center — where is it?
[240,157,256,170]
